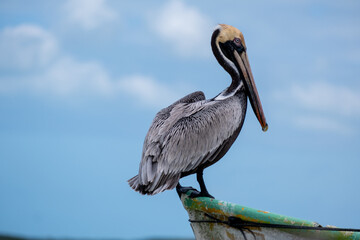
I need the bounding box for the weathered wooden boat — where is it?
[179,190,360,240]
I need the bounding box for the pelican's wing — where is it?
[135,93,246,195]
[145,91,206,144]
[129,91,205,193]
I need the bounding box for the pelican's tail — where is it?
[127,173,180,195]
[128,175,142,192]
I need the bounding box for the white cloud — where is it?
[0,23,181,108]
[0,55,180,107]
[0,24,58,70]
[150,0,213,57]
[63,0,117,30]
[273,81,360,134]
[294,115,353,135]
[290,82,360,117]
[118,75,182,108]
[31,57,113,96]
[28,60,181,106]
[0,23,185,109]
[0,24,112,97]
[0,57,113,97]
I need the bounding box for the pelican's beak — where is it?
[234,50,268,132]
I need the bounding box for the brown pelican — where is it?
[128,24,268,198]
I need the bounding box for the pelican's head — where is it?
[211,24,268,132]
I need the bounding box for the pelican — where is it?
[128,24,268,198]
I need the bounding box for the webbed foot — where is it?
[176,184,214,199]
[176,184,200,198]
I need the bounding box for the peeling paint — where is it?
[181,192,360,240]
[226,231,236,240]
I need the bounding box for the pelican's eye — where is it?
[233,37,245,52]
[233,38,241,46]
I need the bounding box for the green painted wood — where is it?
[181,190,360,240]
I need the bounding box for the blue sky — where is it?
[0,0,359,239]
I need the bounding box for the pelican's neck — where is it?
[214,78,244,100]
[211,28,243,101]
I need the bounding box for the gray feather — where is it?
[128,90,247,195]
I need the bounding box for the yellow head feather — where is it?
[217,24,246,48]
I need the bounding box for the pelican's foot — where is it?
[176,185,200,198]
[197,191,214,199]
